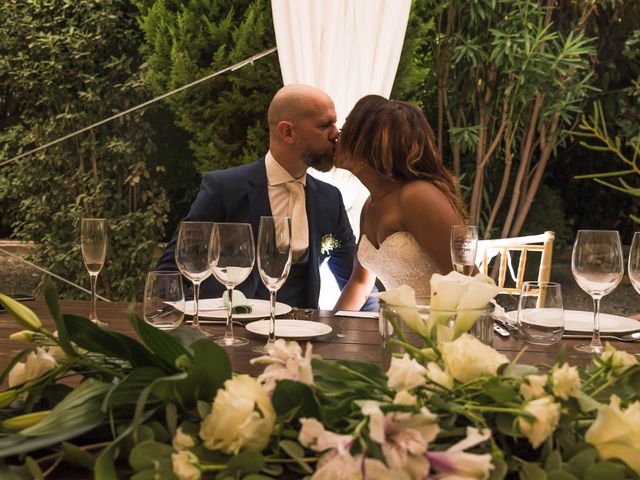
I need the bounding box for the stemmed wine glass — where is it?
[175,221,214,334]
[81,218,108,326]
[450,225,478,275]
[252,216,293,353]
[209,222,255,347]
[629,232,640,295]
[571,230,624,353]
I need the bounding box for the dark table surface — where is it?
[2,300,639,376]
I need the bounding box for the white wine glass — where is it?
[516,281,564,346]
[571,230,624,354]
[450,225,478,275]
[209,222,255,347]
[629,232,640,295]
[175,221,214,335]
[81,218,107,326]
[252,216,293,353]
[143,271,185,330]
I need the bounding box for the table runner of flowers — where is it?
[0,273,638,479]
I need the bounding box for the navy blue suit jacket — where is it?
[156,158,376,310]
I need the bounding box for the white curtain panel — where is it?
[271,0,411,308]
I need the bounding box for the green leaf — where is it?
[226,450,265,475]
[176,339,232,406]
[272,380,320,421]
[24,456,44,480]
[575,391,601,413]
[64,314,169,370]
[129,312,190,367]
[519,461,547,480]
[129,440,173,472]
[94,409,156,480]
[168,325,207,353]
[279,439,312,474]
[584,462,627,480]
[21,379,110,436]
[43,280,74,357]
[62,441,95,469]
[490,457,508,480]
[545,450,563,471]
[484,378,518,403]
[102,367,166,411]
[0,422,103,458]
[547,472,577,480]
[567,448,597,478]
[501,363,539,378]
[496,413,520,437]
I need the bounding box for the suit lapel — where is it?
[246,159,271,289]
[305,177,321,304]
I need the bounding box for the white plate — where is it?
[180,298,292,320]
[245,319,332,339]
[505,309,639,333]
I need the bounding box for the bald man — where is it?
[156,85,375,310]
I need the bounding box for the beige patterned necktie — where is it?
[283,180,308,262]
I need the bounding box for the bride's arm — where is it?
[401,181,462,274]
[333,255,376,311]
[333,200,376,311]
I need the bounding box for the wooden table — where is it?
[2,300,639,376]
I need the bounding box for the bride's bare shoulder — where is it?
[398,180,449,207]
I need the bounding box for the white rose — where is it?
[173,426,196,451]
[585,395,640,474]
[387,354,427,391]
[199,375,275,454]
[172,450,200,480]
[440,334,509,383]
[518,396,561,449]
[426,362,453,389]
[599,344,638,376]
[393,391,417,406]
[519,374,548,401]
[551,363,580,400]
[8,347,56,388]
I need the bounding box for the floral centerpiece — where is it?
[0,274,639,479]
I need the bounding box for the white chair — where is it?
[476,231,555,295]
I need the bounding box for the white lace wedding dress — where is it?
[358,231,437,299]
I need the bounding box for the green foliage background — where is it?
[0,0,169,300]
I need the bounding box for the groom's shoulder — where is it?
[307,175,342,198]
[202,158,265,183]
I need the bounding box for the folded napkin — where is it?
[222,290,253,314]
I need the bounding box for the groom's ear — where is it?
[276,121,295,144]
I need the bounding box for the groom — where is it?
[156,84,376,310]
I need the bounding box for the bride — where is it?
[334,95,467,310]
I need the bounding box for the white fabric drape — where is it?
[271,0,411,308]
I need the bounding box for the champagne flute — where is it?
[252,216,293,353]
[450,225,478,275]
[143,271,185,330]
[175,221,214,334]
[81,218,107,326]
[571,230,624,353]
[209,222,255,347]
[629,232,640,295]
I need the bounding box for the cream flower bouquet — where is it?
[0,275,639,479]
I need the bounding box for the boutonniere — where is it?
[320,234,341,255]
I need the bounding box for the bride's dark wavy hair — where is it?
[340,95,467,221]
